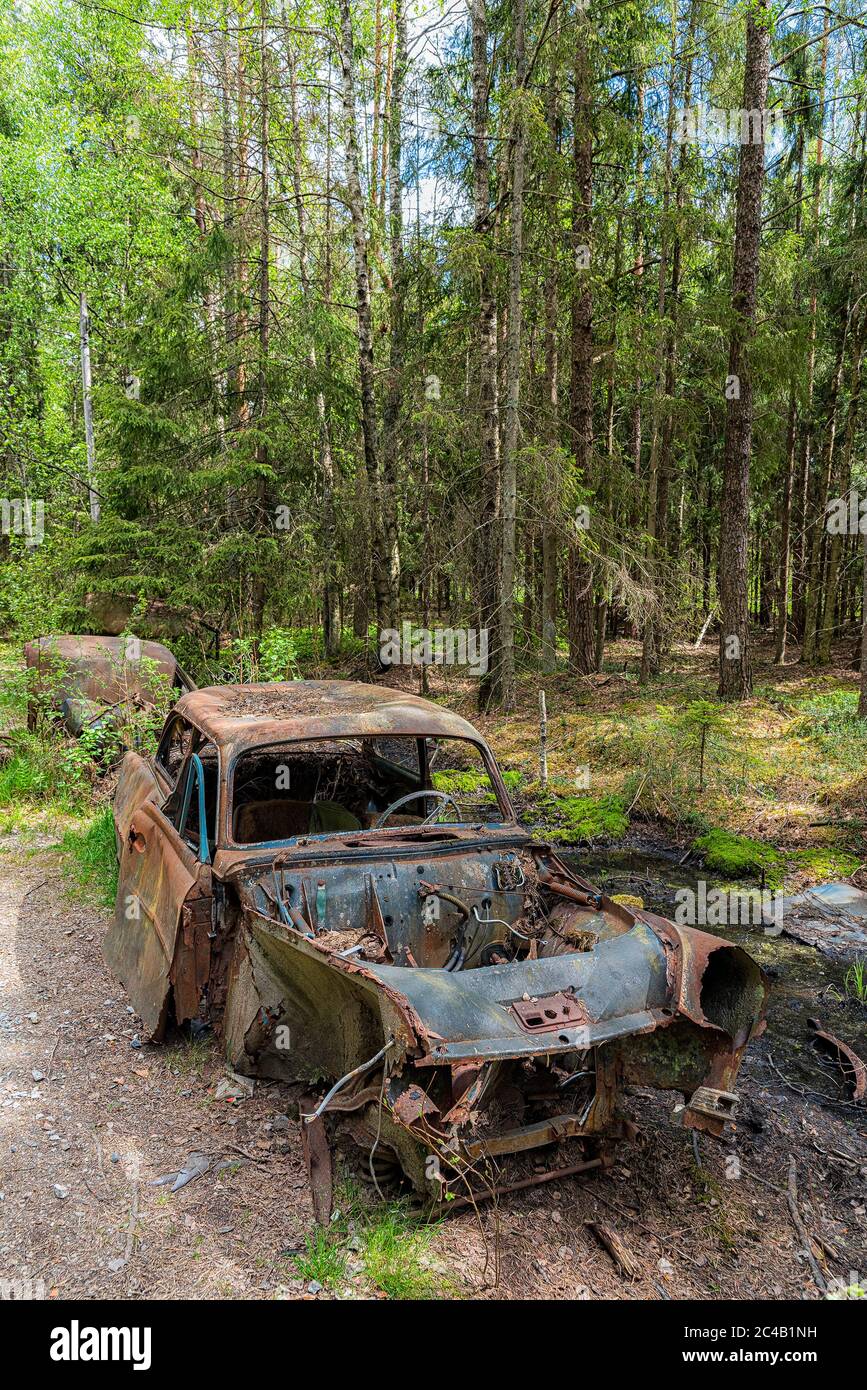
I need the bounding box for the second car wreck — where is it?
[25,634,195,738]
[105,681,767,1218]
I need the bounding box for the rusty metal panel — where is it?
[25,634,182,704]
[103,801,202,1036]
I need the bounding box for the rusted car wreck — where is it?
[25,634,195,737]
[105,681,767,1216]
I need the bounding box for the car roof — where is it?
[174,681,490,755]
[26,634,180,672]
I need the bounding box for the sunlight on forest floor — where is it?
[378,633,866,890]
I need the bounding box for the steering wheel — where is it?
[373,788,462,829]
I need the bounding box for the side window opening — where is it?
[230,735,505,845]
[156,716,193,787]
[164,739,219,860]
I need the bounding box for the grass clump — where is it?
[356,1202,444,1300]
[292,1184,453,1300]
[59,806,118,907]
[292,1228,349,1290]
[844,957,867,1004]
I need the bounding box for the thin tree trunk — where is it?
[382,0,406,630]
[337,0,392,633]
[79,291,100,524]
[717,4,771,700]
[567,15,595,676]
[774,129,805,664]
[220,20,237,436]
[819,308,866,662]
[471,0,501,710]
[792,13,829,642]
[541,9,560,677]
[802,322,848,662]
[250,6,270,637]
[860,528,867,717]
[497,0,527,711]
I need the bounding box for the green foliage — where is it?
[843,957,867,1005]
[501,769,524,791]
[291,1189,450,1300]
[590,702,745,823]
[0,729,92,811]
[432,768,485,794]
[59,806,118,907]
[790,690,867,771]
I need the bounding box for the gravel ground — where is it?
[1,834,865,1301]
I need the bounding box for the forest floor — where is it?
[388,631,867,887]
[1,634,866,1300]
[1,837,865,1302]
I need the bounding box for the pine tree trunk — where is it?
[541,6,560,678]
[802,324,847,662]
[250,9,271,638]
[497,0,527,711]
[568,19,595,676]
[717,4,771,701]
[382,0,406,633]
[819,309,866,662]
[860,530,867,717]
[337,0,393,634]
[285,32,340,656]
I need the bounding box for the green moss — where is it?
[693,828,860,889]
[692,829,782,880]
[431,769,485,794]
[540,793,629,845]
[501,769,524,791]
[794,847,860,881]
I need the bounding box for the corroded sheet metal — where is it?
[25,634,186,704]
[174,681,499,757]
[368,923,669,1058]
[103,801,203,1036]
[809,1018,866,1102]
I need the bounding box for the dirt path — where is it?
[1,836,865,1301]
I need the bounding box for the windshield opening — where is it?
[229,734,509,845]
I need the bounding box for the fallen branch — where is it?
[786,1156,827,1294]
[123,1178,140,1264]
[586,1220,639,1279]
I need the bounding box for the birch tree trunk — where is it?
[79,291,100,524]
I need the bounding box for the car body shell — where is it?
[105,681,767,1212]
